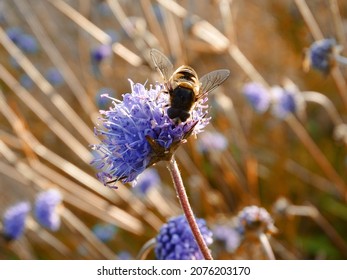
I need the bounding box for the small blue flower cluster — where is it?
[34,189,62,231]
[306,38,336,74]
[6,27,39,54]
[213,224,241,253]
[196,131,228,153]
[45,67,64,87]
[155,215,213,260]
[91,44,112,64]
[242,81,302,119]
[91,81,209,185]
[132,168,161,195]
[2,202,31,241]
[236,205,276,235]
[1,189,62,240]
[92,223,117,242]
[20,74,34,89]
[242,82,271,114]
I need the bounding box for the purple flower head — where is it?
[2,202,31,240]
[6,27,24,44]
[213,224,241,253]
[6,28,39,54]
[97,2,112,17]
[152,4,164,23]
[271,86,297,119]
[242,82,271,113]
[91,80,209,185]
[236,205,276,235]
[34,189,62,231]
[9,56,20,69]
[196,131,228,153]
[20,74,34,89]
[0,11,5,24]
[132,168,160,195]
[307,38,336,74]
[45,68,64,87]
[118,251,132,260]
[105,29,120,44]
[17,34,39,54]
[155,215,213,260]
[91,44,112,63]
[92,223,117,242]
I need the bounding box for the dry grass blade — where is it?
[13,0,97,118]
[0,27,96,144]
[61,208,116,260]
[0,65,92,163]
[295,0,347,109]
[285,115,346,200]
[0,138,144,235]
[49,0,142,66]
[26,218,71,257]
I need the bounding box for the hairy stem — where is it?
[167,156,213,260]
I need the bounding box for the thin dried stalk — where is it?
[295,0,347,109]
[13,0,97,117]
[136,238,156,260]
[50,0,142,66]
[26,218,70,257]
[0,65,92,163]
[61,208,116,259]
[0,26,96,144]
[285,115,346,200]
[0,140,145,235]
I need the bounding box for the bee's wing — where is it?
[150,49,174,82]
[199,69,230,96]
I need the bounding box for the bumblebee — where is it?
[150,49,230,123]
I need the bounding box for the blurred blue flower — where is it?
[271,86,296,119]
[236,205,276,234]
[155,215,213,260]
[213,224,241,253]
[17,34,39,54]
[5,27,39,54]
[92,223,117,242]
[132,168,160,195]
[118,251,132,260]
[9,56,20,69]
[97,2,112,17]
[307,38,336,73]
[91,44,112,64]
[0,11,6,24]
[6,27,23,44]
[105,29,120,44]
[242,82,270,113]
[91,81,209,185]
[152,4,164,23]
[3,201,31,240]
[196,131,228,153]
[45,68,64,87]
[20,74,34,89]
[95,88,115,109]
[34,189,62,231]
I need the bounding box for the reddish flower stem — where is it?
[167,156,213,260]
